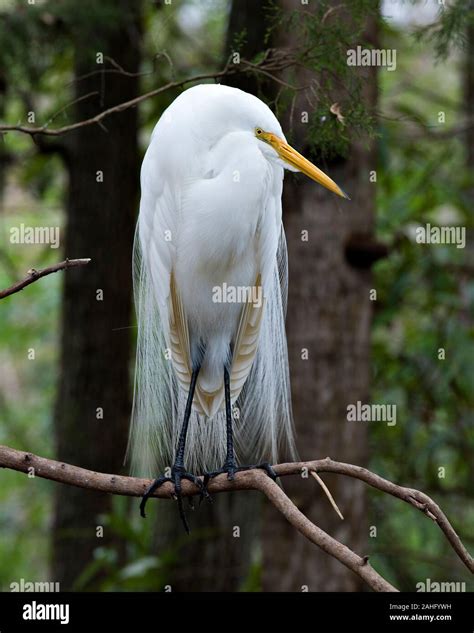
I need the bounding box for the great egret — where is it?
[128,83,348,530]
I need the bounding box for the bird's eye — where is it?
[255,128,263,136]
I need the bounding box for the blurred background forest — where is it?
[0,0,472,592]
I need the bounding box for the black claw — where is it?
[223,460,237,481]
[140,476,172,518]
[203,461,278,486]
[258,462,278,481]
[176,493,190,534]
[140,469,207,532]
[201,473,211,501]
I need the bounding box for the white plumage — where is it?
[128,83,347,477]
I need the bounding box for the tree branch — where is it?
[0,71,237,137]
[282,459,474,576]
[0,50,307,139]
[0,71,229,137]
[0,258,91,299]
[1,445,472,591]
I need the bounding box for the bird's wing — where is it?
[229,273,265,402]
[142,190,207,410]
[138,178,174,320]
[229,172,296,465]
[169,271,193,395]
[229,170,283,405]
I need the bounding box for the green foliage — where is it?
[74,496,224,591]
[262,0,379,158]
[0,203,63,589]
[73,497,170,592]
[415,0,474,60]
[369,28,474,590]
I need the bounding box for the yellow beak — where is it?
[265,133,350,200]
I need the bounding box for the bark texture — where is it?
[262,2,378,592]
[52,0,141,589]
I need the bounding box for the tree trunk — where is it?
[52,1,141,589]
[262,4,378,592]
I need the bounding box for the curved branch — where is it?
[0,258,91,300]
[282,459,474,575]
[256,474,397,592]
[1,445,472,590]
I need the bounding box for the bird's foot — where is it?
[203,461,278,487]
[140,465,211,533]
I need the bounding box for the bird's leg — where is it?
[222,366,237,480]
[203,366,278,486]
[140,366,210,532]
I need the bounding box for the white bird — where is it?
[127,83,348,529]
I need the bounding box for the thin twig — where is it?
[0,258,91,299]
[310,470,344,520]
[321,3,347,24]
[68,53,173,86]
[41,92,99,129]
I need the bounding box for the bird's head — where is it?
[253,126,349,200]
[177,85,349,199]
